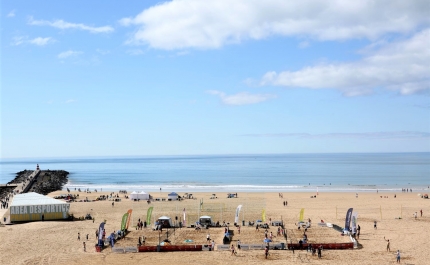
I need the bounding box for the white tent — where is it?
[10,192,70,222]
[138,191,149,200]
[157,216,173,228]
[130,191,150,200]
[199,215,213,226]
[168,192,178,200]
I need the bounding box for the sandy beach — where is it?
[1,190,429,265]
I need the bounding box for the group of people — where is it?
[136,218,147,229]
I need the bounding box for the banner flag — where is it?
[234,205,243,224]
[146,207,153,225]
[262,209,266,222]
[126,209,133,230]
[351,212,358,234]
[121,213,129,231]
[98,222,105,241]
[345,208,353,231]
[183,208,186,227]
[299,208,304,222]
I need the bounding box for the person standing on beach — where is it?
[86,234,89,241]
[396,250,401,263]
[78,232,80,241]
[83,242,86,252]
[357,225,361,239]
[420,209,423,217]
[374,221,377,229]
[211,240,215,251]
[384,237,390,252]
[207,233,211,242]
[230,244,236,256]
[265,246,269,259]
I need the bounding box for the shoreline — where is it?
[63,182,430,193]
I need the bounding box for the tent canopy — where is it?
[157,216,173,228]
[129,191,149,200]
[168,192,179,200]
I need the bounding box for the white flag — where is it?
[234,205,243,224]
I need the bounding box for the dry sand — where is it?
[1,190,429,265]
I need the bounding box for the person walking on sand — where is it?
[384,237,390,252]
[265,246,269,259]
[86,234,89,241]
[83,242,86,252]
[396,250,401,263]
[78,232,80,241]
[207,233,211,242]
[230,244,236,256]
[420,209,423,217]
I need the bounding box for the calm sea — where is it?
[0,153,429,192]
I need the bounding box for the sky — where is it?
[1,0,429,158]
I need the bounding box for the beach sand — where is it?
[1,190,429,265]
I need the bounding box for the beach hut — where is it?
[9,192,70,222]
[199,215,213,227]
[168,192,179,201]
[156,216,173,228]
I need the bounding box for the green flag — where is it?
[121,213,129,231]
[146,207,153,225]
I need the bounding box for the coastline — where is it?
[63,182,430,193]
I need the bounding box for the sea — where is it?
[1,153,429,193]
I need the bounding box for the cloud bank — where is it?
[119,0,429,50]
[261,29,430,96]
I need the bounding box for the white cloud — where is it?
[29,37,54,46]
[207,90,276,105]
[7,10,16,17]
[241,131,430,140]
[96,49,110,55]
[260,29,430,96]
[12,36,26,46]
[298,41,310,49]
[119,0,429,50]
[29,17,114,33]
[12,36,54,46]
[126,49,145,56]
[58,50,83,59]
[65,99,76,104]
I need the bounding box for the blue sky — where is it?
[1,0,429,158]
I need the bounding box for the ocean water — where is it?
[0,153,429,192]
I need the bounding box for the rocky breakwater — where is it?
[28,170,69,195]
